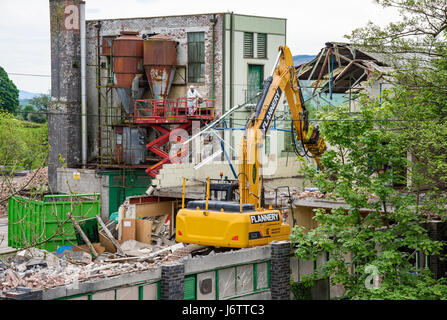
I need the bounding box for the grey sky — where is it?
[0,0,400,94]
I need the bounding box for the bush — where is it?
[0,112,48,171]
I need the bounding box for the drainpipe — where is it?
[211,14,217,102]
[80,1,87,168]
[230,12,234,113]
[230,12,234,157]
[95,21,102,154]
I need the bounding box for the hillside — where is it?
[19,90,44,106]
[293,55,316,66]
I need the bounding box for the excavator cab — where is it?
[176,176,290,248]
[207,173,238,202]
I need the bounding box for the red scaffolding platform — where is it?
[133,98,215,177]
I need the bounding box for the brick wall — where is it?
[270,241,291,300]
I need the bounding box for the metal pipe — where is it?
[80,2,87,168]
[270,49,282,77]
[182,177,186,209]
[229,12,234,159]
[95,21,102,157]
[211,14,217,102]
[206,177,210,211]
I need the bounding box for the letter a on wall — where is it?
[64,4,80,30]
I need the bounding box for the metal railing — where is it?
[134,98,215,123]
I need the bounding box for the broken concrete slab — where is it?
[25,259,48,270]
[62,251,92,265]
[16,248,60,268]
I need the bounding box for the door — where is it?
[106,170,153,217]
[247,64,264,103]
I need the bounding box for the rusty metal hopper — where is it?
[112,31,145,112]
[143,35,178,101]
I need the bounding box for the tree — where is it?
[0,112,48,170]
[291,0,447,299]
[0,66,19,114]
[28,94,50,123]
[347,0,447,214]
[21,105,36,121]
[291,101,447,299]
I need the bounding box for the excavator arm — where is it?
[239,45,326,208]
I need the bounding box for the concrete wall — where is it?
[56,168,109,220]
[44,267,161,300]
[152,157,306,190]
[48,0,83,192]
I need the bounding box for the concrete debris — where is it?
[119,240,161,257]
[294,191,326,199]
[142,214,170,242]
[0,242,209,293]
[146,185,155,196]
[62,251,92,265]
[17,248,60,268]
[120,240,150,252]
[25,259,48,270]
[263,187,331,207]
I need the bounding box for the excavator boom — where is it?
[176,45,326,248]
[239,45,326,207]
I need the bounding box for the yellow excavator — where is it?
[176,45,326,248]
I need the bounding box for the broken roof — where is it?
[296,42,394,95]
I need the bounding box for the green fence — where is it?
[8,193,100,252]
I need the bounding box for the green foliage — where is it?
[0,112,48,170]
[20,105,36,121]
[291,101,447,299]
[290,278,314,300]
[291,0,447,300]
[0,66,19,114]
[28,94,50,123]
[347,0,447,209]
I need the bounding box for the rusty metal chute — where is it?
[112,31,145,113]
[143,34,178,101]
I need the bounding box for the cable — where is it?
[290,119,306,158]
[5,109,447,124]
[7,72,394,90]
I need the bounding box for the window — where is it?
[187,32,205,83]
[257,33,267,59]
[244,32,254,58]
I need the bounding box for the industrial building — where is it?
[48,0,297,219]
[2,1,445,302]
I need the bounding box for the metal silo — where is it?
[112,31,145,113]
[143,34,178,101]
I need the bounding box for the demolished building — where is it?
[4,1,445,301]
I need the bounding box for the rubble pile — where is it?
[0,242,191,292]
[142,215,172,245]
[0,167,48,216]
[265,187,326,199]
[0,195,188,295]
[294,190,327,199]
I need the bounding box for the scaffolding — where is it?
[93,29,215,177]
